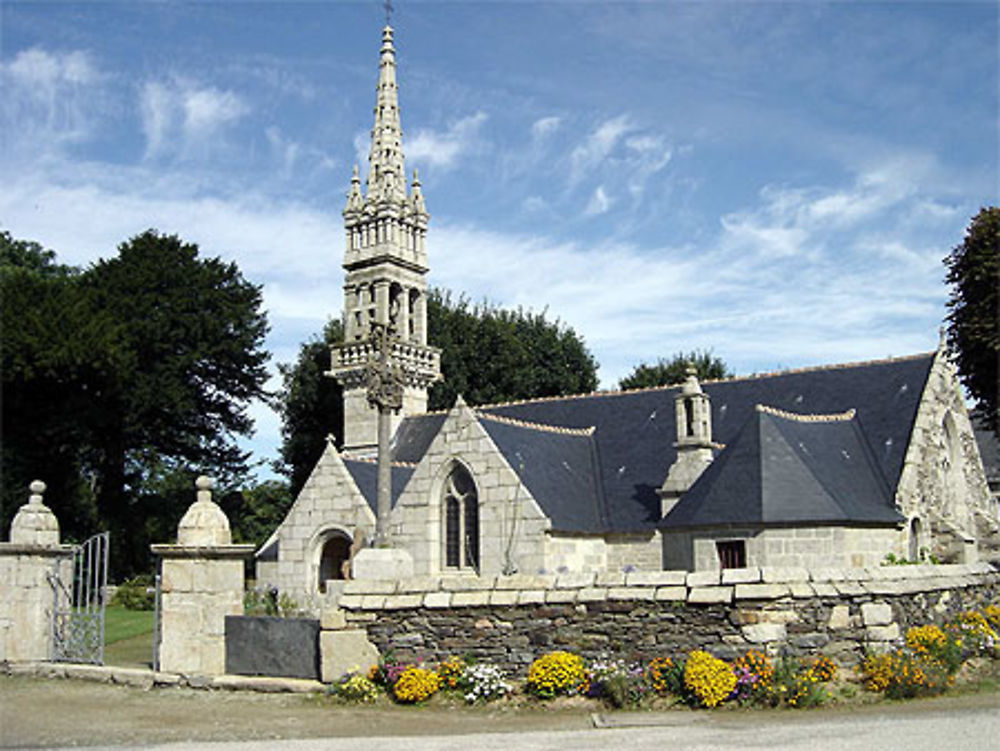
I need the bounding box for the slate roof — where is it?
[343,459,415,515]
[383,353,935,535]
[971,413,999,488]
[478,414,605,533]
[661,407,902,528]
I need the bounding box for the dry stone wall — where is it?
[333,563,999,675]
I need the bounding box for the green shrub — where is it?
[110,575,155,611]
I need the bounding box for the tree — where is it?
[83,230,271,575]
[1,231,121,541]
[276,319,344,496]
[219,480,294,549]
[1,229,271,577]
[945,207,999,437]
[275,288,599,491]
[427,289,599,410]
[618,350,732,391]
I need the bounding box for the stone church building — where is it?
[257,25,999,604]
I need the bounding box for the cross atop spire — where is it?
[384,0,393,26]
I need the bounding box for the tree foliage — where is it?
[618,350,732,391]
[1,229,271,577]
[275,288,599,492]
[276,319,344,496]
[945,207,999,437]
[427,289,599,410]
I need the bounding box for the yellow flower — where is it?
[526,651,589,699]
[392,667,440,703]
[684,650,736,708]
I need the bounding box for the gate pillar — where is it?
[0,481,73,662]
[151,476,253,677]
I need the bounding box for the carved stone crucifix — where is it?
[365,321,405,547]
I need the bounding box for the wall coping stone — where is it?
[788,582,815,598]
[516,589,547,605]
[577,587,608,602]
[360,595,386,609]
[734,583,790,601]
[594,571,626,587]
[761,567,809,583]
[452,591,491,607]
[626,570,687,587]
[809,568,847,582]
[686,571,720,587]
[382,594,423,610]
[721,567,761,584]
[544,589,577,604]
[325,567,998,612]
[337,595,363,609]
[689,586,733,604]
[422,592,451,608]
[608,586,655,601]
[495,574,553,590]
[343,579,396,595]
[833,582,867,597]
[811,582,839,597]
[397,576,444,593]
[654,586,687,601]
[489,590,519,606]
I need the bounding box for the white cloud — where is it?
[265,126,301,178]
[584,185,612,216]
[1,47,104,149]
[183,86,247,135]
[569,114,632,183]
[406,111,488,169]
[4,47,98,88]
[531,116,561,139]
[139,77,248,159]
[140,82,173,158]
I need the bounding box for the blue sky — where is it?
[2,0,996,477]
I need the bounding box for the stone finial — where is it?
[680,364,703,396]
[10,480,60,546]
[177,476,232,546]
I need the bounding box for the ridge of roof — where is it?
[476,411,596,436]
[342,456,419,469]
[755,404,857,422]
[468,351,937,407]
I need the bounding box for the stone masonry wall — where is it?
[664,526,899,571]
[332,562,999,677]
[268,443,375,603]
[391,401,550,577]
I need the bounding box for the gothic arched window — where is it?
[443,464,479,572]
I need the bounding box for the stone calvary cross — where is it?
[364,321,405,548]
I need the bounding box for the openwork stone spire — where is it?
[331,23,441,455]
[366,25,407,203]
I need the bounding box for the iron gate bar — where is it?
[50,532,109,664]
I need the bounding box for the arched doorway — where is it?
[317,532,352,593]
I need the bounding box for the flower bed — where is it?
[326,604,999,711]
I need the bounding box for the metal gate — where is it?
[49,532,110,664]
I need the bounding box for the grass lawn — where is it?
[103,606,155,668]
[104,606,154,644]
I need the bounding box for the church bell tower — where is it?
[329,24,442,455]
